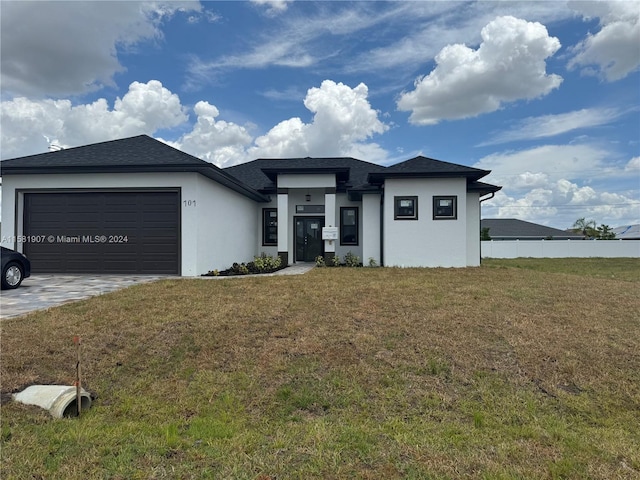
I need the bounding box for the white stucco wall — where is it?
[466,192,481,266]
[194,174,258,274]
[277,174,336,189]
[361,194,381,266]
[0,172,259,276]
[383,178,469,267]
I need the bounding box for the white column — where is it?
[324,191,336,254]
[277,192,289,264]
[362,194,381,266]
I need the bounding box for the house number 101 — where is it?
[183,200,196,207]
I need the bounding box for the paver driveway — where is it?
[0,265,314,320]
[0,274,168,319]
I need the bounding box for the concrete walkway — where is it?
[0,264,314,320]
[194,263,315,279]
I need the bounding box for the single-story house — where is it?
[612,224,640,240]
[481,218,584,241]
[0,135,501,275]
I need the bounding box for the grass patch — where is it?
[1,259,639,478]
[482,257,640,282]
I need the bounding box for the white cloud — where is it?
[186,39,316,90]
[479,107,625,146]
[251,0,291,16]
[171,80,389,165]
[184,2,454,89]
[474,144,611,188]
[568,0,640,81]
[346,1,574,76]
[477,144,640,227]
[248,80,389,161]
[260,86,305,102]
[482,180,640,228]
[626,156,640,171]
[0,1,201,97]
[165,101,254,167]
[397,16,563,125]
[0,81,188,159]
[1,79,388,165]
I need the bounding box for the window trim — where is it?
[262,208,278,246]
[340,206,359,245]
[433,195,457,220]
[394,196,418,220]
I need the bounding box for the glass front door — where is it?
[295,217,324,262]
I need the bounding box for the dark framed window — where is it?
[262,208,278,245]
[340,207,358,245]
[394,196,418,220]
[433,196,457,220]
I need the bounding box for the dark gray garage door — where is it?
[24,191,180,274]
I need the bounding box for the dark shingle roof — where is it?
[481,219,584,240]
[368,156,491,184]
[0,135,269,202]
[1,135,205,170]
[224,157,387,192]
[1,135,502,199]
[225,155,499,194]
[467,181,502,195]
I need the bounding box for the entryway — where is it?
[295,217,324,262]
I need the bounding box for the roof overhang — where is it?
[261,167,351,184]
[1,164,271,202]
[346,184,383,201]
[467,181,502,196]
[367,170,491,185]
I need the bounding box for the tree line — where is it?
[571,218,616,240]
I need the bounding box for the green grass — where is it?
[1,258,639,479]
[482,257,640,282]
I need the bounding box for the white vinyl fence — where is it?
[481,240,640,259]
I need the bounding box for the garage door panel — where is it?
[24,191,180,274]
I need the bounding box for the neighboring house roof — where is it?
[0,135,269,202]
[481,218,584,240]
[613,224,640,240]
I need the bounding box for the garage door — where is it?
[23,191,180,274]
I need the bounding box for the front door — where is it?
[295,217,324,262]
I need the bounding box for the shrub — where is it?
[368,257,378,268]
[331,254,341,267]
[253,252,282,272]
[344,251,361,267]
[315,255,326,267]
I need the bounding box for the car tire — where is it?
[2,262,24,290]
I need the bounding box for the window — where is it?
[262,208,278,245]
[433,196,457,220]
[394,196,418,220]
[340,207,358,245]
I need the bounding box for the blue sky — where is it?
[1,0,639,229]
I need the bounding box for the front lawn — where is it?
[1,259,639,479]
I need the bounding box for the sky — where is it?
[1,0,639,230]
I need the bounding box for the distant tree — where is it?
[572,217,597,238]
[480,227,491,241]
[596,224,616,240]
